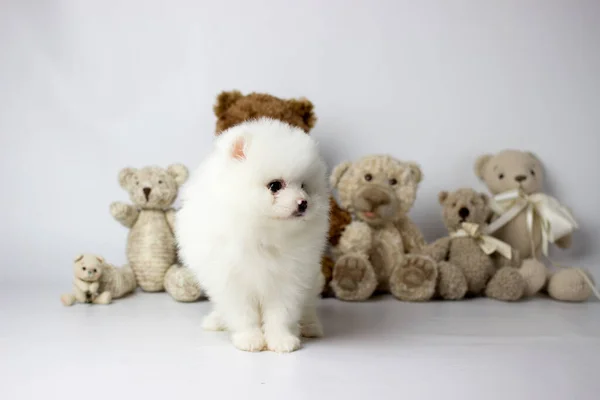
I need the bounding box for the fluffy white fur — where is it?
[175,118,330,353]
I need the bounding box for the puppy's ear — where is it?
[289,98,316,131]
[330,161,352,189]
[231,136,247,161]
[405,162,423,183]
[438,191,449,205]
[474,154,492,180]
[214,90,242,118]
[167,164,189,186]
[118,168,137,190]
[74,254,84,263]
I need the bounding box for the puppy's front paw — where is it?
[231,330,265,352]
[266,331,301,353]
[202,311,226,331]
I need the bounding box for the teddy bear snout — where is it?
[362,188,391,210]
[458,207,470,219]
[143,187,152,200]
[515,174,527,182]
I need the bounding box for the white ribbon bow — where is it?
[486,189,578,256]
[451,222,512,259]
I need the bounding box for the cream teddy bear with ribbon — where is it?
[475,149,597,302]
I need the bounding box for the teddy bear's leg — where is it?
[546,268,594,302]
[93,291,112,305]
[73,286,87,303]
[60,294,76,306]
[436,261,468,300]
[389,255,437,301]
[485,267,526,301]
[519,258,548,296]
[164,264,204,302]
[331,254,377,301]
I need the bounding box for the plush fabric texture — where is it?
[328,154,433,301]
[60,254,135,306]
[414,188,526,301]
[212,90,352,296]
[110,164,202,301]
[475,149,593,302]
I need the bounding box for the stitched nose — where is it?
[515,175,527,182]
[143,187,151,199]
[363,190,390,209]
[459,207,470,219]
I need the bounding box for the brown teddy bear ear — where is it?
[479,192,489,204]
[438,191,449,205]
[74,254,84,263]
[405,162,423,183]
[474,154,493,180]
[213,90,243,118]
[167,164,189,186]
[289,98,316,131]
[118,168,137,190]
[330,161,352,189]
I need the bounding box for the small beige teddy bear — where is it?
[110,164,203,301]
[61,254,137,306]
[61,254,113,305]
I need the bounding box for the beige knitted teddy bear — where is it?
[328,154,455,301]
[60,254,136,306]
[110,164,203,301]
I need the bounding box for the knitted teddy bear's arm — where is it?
[336,221,373,255]
[421,237,451,262]
[396,217,426,253]
[165,208,176,235]
[110,202,139,229]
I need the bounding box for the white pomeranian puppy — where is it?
[175,117,330,353]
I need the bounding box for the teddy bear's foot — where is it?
[389,255,437,301]
[486,267,525,301]
[519,258,547,296]
[547,268,595,302]
[93,291,113,305]
[60,294,76,306]
[437,261,467,300]
[164,264,204,302]
[331,254,377,301]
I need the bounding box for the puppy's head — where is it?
[215,118,329,224]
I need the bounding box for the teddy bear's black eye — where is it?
[267,180,284,193]
[82,267,86,271]
[389,178,397,186]
[530,169,535,176]
[158,180,163,184]
[135,181,139,186]
[93,269,97,273]
[364,174,372,181]
[498,173,504,180]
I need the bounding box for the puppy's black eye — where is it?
[498,173,504,180]
[530,170,535,176]
[267,180,283,193]
[82,267,86,271]
[389,178,397,186]
[364,174,372,181]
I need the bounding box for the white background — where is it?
[1,0,599,284]
[1,2,599,400]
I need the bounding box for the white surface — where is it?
[2,288,599,400]
[1,0,599,284]
[1,1,599,399]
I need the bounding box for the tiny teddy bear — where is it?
[110,164,197,298]
[212,90,353,297]
[328,154,437,301]
[61,254,113,306]
[415,188,527,301]
[475,149,595,302]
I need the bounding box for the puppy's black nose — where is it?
[459,207,470,219]
[297,200,308,213]
[515,175,527,182]
[143,187,151,199]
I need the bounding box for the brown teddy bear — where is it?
[412,188,527,301]
[327,154,459,301]
[475,149,596,302]
[213,90,352,296]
